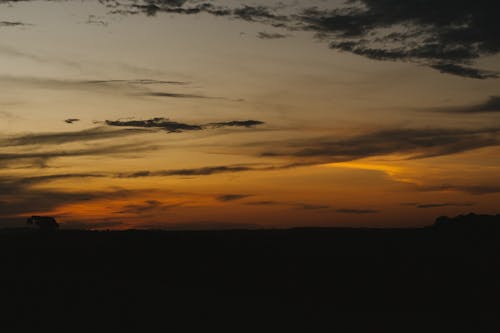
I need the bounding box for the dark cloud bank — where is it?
[2,1,498,78]
[99,0,500,79]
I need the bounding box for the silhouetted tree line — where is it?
[434,213,500,233]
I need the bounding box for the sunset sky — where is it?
[1,0,500,229]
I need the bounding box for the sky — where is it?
[1,0,500,229]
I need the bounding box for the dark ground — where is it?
[0,222,499,332]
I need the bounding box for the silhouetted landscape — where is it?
[3,0,500,331]
[2,213,499,332]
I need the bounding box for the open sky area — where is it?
[1,0,500,229]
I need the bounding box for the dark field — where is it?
[1,224,499,332]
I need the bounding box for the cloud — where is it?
[8,1,498,77]
[114,200,182,214]
[297,203,330,210]
[120,165,255,178]
[12,173,107,187]
[85,79,187,85]
[261,127,500,162]
[415,202,474,209]
[0,76,192,98]
[0,127,149,147]
[430,63,498,79]
[335,209,378,214]
[105,0,500,79]
[105,118,202,133]
[0,47,82,69]
[0,173,136,218]
[257,32,288,39]
[105,117,264,133]
[0,141,158,168]
[216,194,252,202]
[244,200,279,206]
[0,21,29,27]
[418,184,500,195]
[207,120,264,128]
[85,15,108,26]
[244,200,331,211]
[295,1,500,79]
[435,96,500,114]
[144,92,208,99]
[118,162,309,179]
[233,5,288,23]
[114,2,288,25]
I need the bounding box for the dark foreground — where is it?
[1,224,499,332]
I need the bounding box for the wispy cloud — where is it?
[260,127,500,162]
[117,162,308,179]
[335,209,379,214]
[257,32,288,39]
[244,200,332,211]
[216,194,252,202]
[0,127,149,147]
[0,141,158,169]
[105,117,264,133]
[0,21,30,27]
[418,184,500,195]
[432,96,500,114]
[411,202,474,209]
[114,200,183,215]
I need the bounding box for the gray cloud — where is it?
[0,141,158,169]
[0,173,137,219]
[85,15,108,26]
[297,203,330,210]
[207,120,264,128]
[105,118,202,133]
[335,209,379,214]
[261,127,500,162]
[430,63,498,79]
[0,127,149,147]
[216,194,252,202]
[117,162,310,179]
[104,0,500,79]
[415,202,474,209]
[114,200,182,215]
[296,1,500,79]
[257,32,288,39]
[119,165,255,178]
[105,117,264,133]
[0,21,29,27]
[244,200,279,206]
[144,92,208,99]
[6,1,498,78]
[85,79,187,85]
[435,96,500,114]
[419,184,500,195]
[244,200,331,211]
